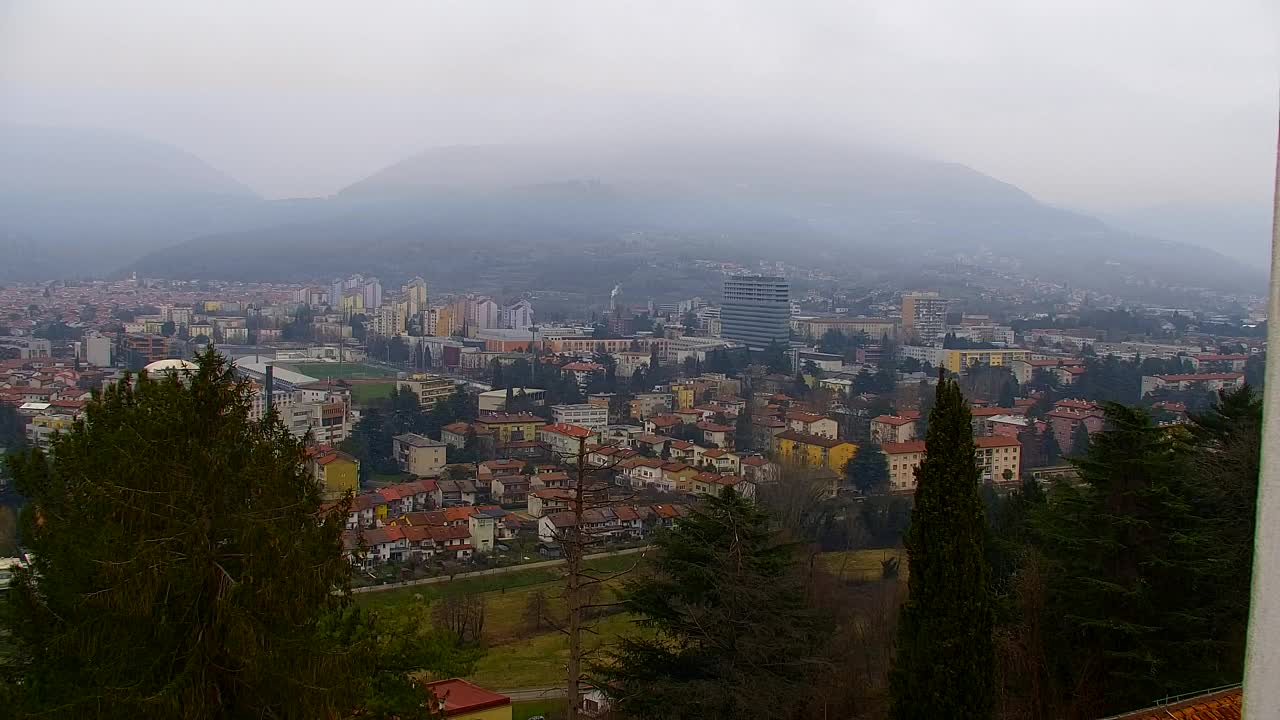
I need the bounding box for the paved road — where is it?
[500,686,567,702]
[351,544,651,594]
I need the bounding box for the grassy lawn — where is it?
[816,547,907,581]
[285,362,399,380]
[356,552,645,614]
[350,381,397,405]
[470,612,639,689]
[512,698,565,719]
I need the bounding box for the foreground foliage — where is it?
[598,489,830,720]
[0,349,473,719]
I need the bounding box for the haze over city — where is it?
[4,1,1276,217]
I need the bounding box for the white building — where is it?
[83,332,113,367]
[552,404,610,433]
[501,300,534,331]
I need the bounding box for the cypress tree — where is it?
[0,348,470,718]
[890,375,995,719]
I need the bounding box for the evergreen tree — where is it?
[1039,427,1062,466]
[1069,421,1091,458]
[0,349,467,718]
[890,375,995,720]
[843,442,890,495]
[598,489,829,720]
[1032,403,1225,715]
[1188,385,1261,684]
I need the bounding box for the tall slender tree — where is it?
[890,374,995,719]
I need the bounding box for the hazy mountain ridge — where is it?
[0,126,295,279]
[1,128,1260,293]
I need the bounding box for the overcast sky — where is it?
[2,0,1276,210]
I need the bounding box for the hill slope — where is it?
[0,125,270,279]
[126,139,1265,294]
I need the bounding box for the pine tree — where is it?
[1039,427,1062,466]
[0,348,470,718]
[890,375,995,720]
[598,489,830,720]
[1032,403,1224,716]
[1069,421,1091,458]
[843,442,890,495]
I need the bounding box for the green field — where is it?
[358,548,896,690]
[512,698,565,720]
[817,547,907,581]
[285,362,399,380]
[350,381,397,405]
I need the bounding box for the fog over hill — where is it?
[0,126,1262,294]
[134,139,1263,294]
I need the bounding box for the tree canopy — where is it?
[0,348,470,718]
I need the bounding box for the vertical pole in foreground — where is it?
[1244,110,1280,716]
[265,364,275,414]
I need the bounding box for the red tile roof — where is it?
[1107,687,1240,720]
[540,422,594,438]
[976,436,1021,449]
[425,679,511,716]
[872,414,916,426]
[776,429,852,449]
[881,440,927,455]
[476,412,542,424]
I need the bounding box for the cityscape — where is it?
[1,2,1275,720]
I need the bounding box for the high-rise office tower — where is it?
[901,291,948,345]
[721,276,790,351]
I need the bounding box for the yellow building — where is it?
[425,679,512,720]
[774,430,857,472]
[670,382,695,410]
[474,413,543,444]
[309,450,359,502]
[939,348,1032,374]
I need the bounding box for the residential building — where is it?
[696,421,734,449]
[308,449,359,502]
[1140,372,1245,397]
[1046,399,1106,450]
[612,351,652,378]
[791,316,897,342]
[551,403,609,433]
[538,423,598,461]
[1009,357,1085,385]
[629,392,673,420]
[561,361,605,389]
[901,291,948,345]
[489,475,530,505]
[477,387,546,412]
[784,411,837,439]
[720,276,790,350]
[500,300,534,331]
[474,413,543,444]
[1188,353,1250,372]
[83,331,113,367]
[425,679,512,720]
[397,374,455,409]
[882,436,1021,492]
[774,430,857,472]
[937,348,1033,374]
[392,433,448,477]
[752,416,788,452]
[870,415,918,444]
